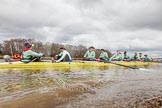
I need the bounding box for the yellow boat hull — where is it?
[0,61,156,69]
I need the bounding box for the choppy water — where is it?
[0,63,162,108]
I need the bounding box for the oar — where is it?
[28,57,42,63]
[105,61,148,71]
[21,58,39,64]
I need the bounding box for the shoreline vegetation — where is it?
[0,38,161,62]
[0,38,112,59]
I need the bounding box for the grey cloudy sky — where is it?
[0,0,162,57]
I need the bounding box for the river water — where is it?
[0,63,162,108]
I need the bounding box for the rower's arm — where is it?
[56,52,66,62]
[83,51,88,58]
[119,54,122,60]
[110,54,116,61]
[28,50,43,57]
[92,51,96,58]
[105,52,109,59]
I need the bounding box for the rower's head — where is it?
[124,51,127,55]
[100,49,105,52]
[139,53,142,56]
[89,46,95,51]
[24,42,32,49]
[116,50,120,54]
[134,52,137,54]
[144,54,148,57]
[60,47,66,52]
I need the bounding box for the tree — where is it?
[0,43,2,54]
[0,38,112,58]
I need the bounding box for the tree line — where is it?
[0,38,112,59]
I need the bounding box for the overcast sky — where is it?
[0,0,162,57]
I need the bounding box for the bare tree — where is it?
[0,38,112,59]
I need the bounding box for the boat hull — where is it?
[0,61,155,69]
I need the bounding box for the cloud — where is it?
[0,0,162,57]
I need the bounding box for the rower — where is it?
[122,51,130,61]
[131,52,139,61]
[143,54,150,62]
[138,53,144,61]
[54,47,72,62]
[83,46,96,61]
[21,42,43,63]
[110,50,122,61]
[98,49,109,62]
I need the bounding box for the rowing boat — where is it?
[0,61,156,69]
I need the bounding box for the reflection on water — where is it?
[0,66,114,98]
[0,63,162,108]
